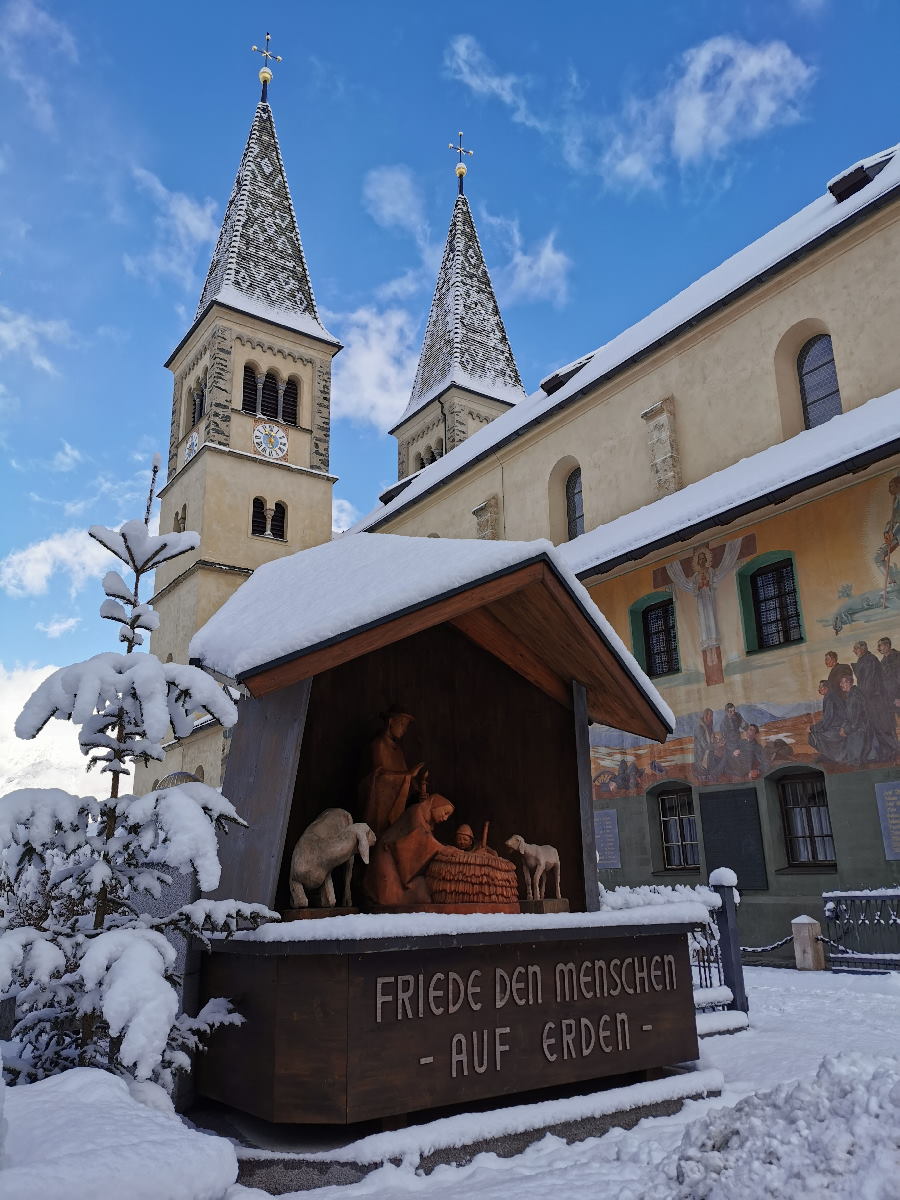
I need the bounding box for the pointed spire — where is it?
[195,96,337,345]
[395,192,525,429]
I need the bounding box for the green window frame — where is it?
[737,551,805,654]
[629,590,680,678]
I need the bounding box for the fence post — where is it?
[791,915,826,970]
[712,882,749,1013]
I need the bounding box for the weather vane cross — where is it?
[448,131,474,194]
[251,32,283,102]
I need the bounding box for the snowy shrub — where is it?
[0,459,274,1092]
[653,1053,900,1199]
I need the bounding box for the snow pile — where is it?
[654,1054,900,1199]
[708,867,738,887]
[599,882,722,911]
[2,1067,237,1200]
[188,532,674,730]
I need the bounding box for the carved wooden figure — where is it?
[504,834,562,901]
[289,808,376,908]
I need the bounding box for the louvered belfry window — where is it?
[192,383,205,426]
[281,379,298,426]
[242,365,259,414]
[251,497,267,536]
[797,335,842,429]
[260,372,279,420]
[270,502,286,541]
[642,598,680,677]
[750,559,803,649]
[565,467,584,540]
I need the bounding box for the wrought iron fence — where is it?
[822,889,900,973]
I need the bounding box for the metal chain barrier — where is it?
[739,935,793,953]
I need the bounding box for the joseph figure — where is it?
[360,709,425,837]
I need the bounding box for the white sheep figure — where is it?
[289,808,376,908]
[504,834,562,902]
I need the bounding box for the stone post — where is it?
[791,915,826,970]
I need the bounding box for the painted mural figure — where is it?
[873,475,900,594]
[666,540,743,687]
[733,724,768,779]
[808,680,847,762]
[721,702,748,755]
[825,651,854,694]
[838,673,873,766]
[693,708,721,782]
[878,636,900,705]
[852,640,898,759]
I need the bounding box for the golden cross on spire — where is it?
[448,131,474,194]
[251,32,283,103]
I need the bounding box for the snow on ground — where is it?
[2,1067,238,1199]
[229,967,900,1200]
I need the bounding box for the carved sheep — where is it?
[504,834,561,902]
[289,808,376,908]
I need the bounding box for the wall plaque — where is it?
[875,781,900,861]
[594,808,621,870]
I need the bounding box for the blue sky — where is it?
[1,0,899,687]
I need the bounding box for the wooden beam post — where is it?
[572,681,600,912]
[791,915,826,970]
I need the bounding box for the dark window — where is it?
[565,467,584,540]
[642,599,680,677]
[798,335,842,429]
[242,365,259,414]
[270,502,286,541]
[192,383,205,426]
[778,774,835,864]
[750,558,803,649]
[282,378,298,426]
[658,789,700,869]
[260,372,279,420]
[251,497,267,536]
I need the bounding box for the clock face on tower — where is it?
[253,422,288,460]
[184,431,199,463]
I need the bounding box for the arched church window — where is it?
[434,437,444,458]
[192,379,205,426]
[251,497,267,537]
[413,452,424,472]
[260,371,280,420]
[798,335,842,429]
[565,467,584,540]
[270,501,286,541]
[242,365,259,415]
[282,378,298,426]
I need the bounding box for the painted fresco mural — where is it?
[589,469,900,798]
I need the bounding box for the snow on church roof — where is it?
[392,194,525,431]
[188,532,674,728]
[195,100,338,346]
[559,388,900,578]
[357,143,900,530]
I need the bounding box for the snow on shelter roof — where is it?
[559,389,900,579]
[188,533,674,737]
[355,143,900,531]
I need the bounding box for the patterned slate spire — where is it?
[196,100,336,343]
[396,193,525,427]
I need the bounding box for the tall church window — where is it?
[750,558,803,649]
[565,467,584,540]
[641,599,680,678]
[798,335,842,429]
[657,789,700,869]
[242,365,259,415]
[260,372,280,420]
[251,497,267,536]
[282,378,298,426]
[192,380,205,426]
[778,774,835,864]
[270,502,286,541]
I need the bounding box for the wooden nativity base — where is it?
[371,902,520,915]
[280,907,359,921]
[519,899,570,914]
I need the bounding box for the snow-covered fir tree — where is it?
[0,458,273,1092]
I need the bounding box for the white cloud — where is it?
[0,527,112,598]
[448,34,814,194]
[481,211,571,308]
[123,166,217,290]
[329,306,420,432]
[0,663,105,798]
[444,35,547,133]
[36,615,80,638]
[0,304,73,374]
[332,498,360,534]
[364,165,431,249]
[49,440,84,472]
[0,0,78,133]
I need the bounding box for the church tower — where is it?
[140,51,340,788]
[391,138,525,480]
